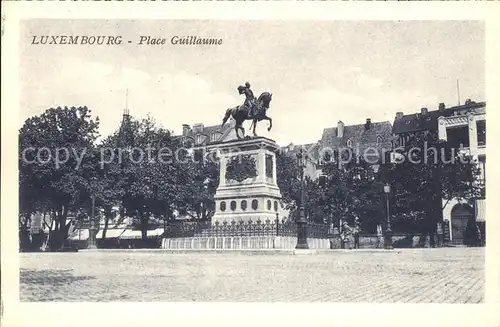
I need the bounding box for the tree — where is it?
[177,155,219,220]
[92,132,129,239]
[379,130,482,246]
[318,149,385,236]
[117,115,182,239]
[275,151,324,223]
[19,106,100,250]
[276,151,301,210]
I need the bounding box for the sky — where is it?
[20,20,484,145]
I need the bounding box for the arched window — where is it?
[346,139,352,147]
[251,199,258,210]
[241,200,248,211]
[274,201,278,212]
[220,201,226,212]
[230,201,237,211]
[267,200,272,210]
[376,136,382,143]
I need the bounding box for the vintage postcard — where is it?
[2,2,500,327]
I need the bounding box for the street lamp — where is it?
[88,177,98,249]
[295,148,309,249]
[383,183,393,250]
[468,149,479,246]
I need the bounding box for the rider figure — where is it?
[238,82,258,118]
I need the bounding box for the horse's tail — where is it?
[221,107,232,128]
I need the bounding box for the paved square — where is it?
[20,247,484,302]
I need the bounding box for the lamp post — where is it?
[275,212,279,237]
[295,148,309,249]
[88,177,98,249]
[468,149,479,246]
[383,183,393,250]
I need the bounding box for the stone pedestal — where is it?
[212,137,283,223]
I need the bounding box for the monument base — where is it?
[211,137,284,224]
[161,236,331,250]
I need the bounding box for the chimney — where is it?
[182,124,191,137]
[337,120,344,138]
[365,118,371,130]
[396,112,404,120]
[421,107,428,115]
[439,103,445,111]
[192,123,204,134]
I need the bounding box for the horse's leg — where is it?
[234,125,241,139]
[252,119,258,136]
[234,118,246,139]
[263,116,272,131]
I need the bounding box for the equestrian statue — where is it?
[220,82,273,139]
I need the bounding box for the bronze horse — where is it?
[221,92,273,139]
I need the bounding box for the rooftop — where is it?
[392,100,486,135]
[320,121,393,150]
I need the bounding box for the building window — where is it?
[267,200,272,210]
[220,201,226,212]
[241,200,248,211]
[376,136,382,143]
[346,139,352,147]
[446,126,470,149]
[210,132,220,143]
[478,156,486,186]
[477,120,486,146]
[230,201,237,211]
[274,201,278,212]
[251,199,258,210]
[196,134,203,145]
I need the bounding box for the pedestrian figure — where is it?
[353,216,360,249]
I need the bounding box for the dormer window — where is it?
[210,133,218,143]
[196,134,203,145]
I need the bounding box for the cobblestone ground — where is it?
[20,247,484,302]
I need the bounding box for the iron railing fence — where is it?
[163,218,332,239]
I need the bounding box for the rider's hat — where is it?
[245,82,251,88]
[237,85,245,94]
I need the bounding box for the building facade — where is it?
[437,102,486,243]
[392,99,486,243]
